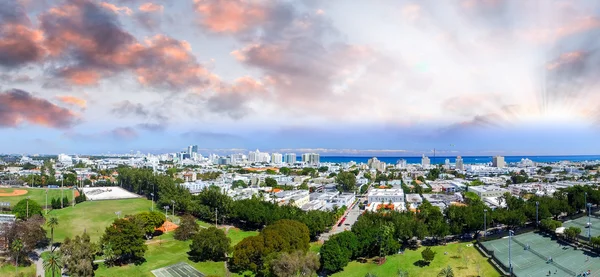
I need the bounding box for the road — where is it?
[319,198,363,241]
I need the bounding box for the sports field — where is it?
[332,242,501,277]
[563,214,600,240]
[481,232,600,277]
[46,198,153,242]
[0,187,75,207]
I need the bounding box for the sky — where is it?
[1,0,600,156]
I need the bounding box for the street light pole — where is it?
[151,193,154,212]
[26,197,29,218]
[536,201,539,229]
[45,189,48,215]
[171,200,175,218]
[509,230,514,275]
[484,209,487,239]
[585,192,587,213]
[588,203,592,241]
[61,178,64,209]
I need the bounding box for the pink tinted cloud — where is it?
[39,0,215,90]
[55,95,87,109]
[139,2,163,13]
[99,2,133,16]
[519,16,600,43]
[0,89,78,128]
[546,51,584,70]
[194,0,268,33]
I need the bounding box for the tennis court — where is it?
[151,262,205,277]
[481,232,600,277]
[563,214,600,240]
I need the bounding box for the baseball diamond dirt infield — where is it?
[0,189,28,196]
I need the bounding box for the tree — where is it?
[101,218,147,265]
[130,211,165,239]
[11,239,23,267]
[320,232,358,273]
[189,227,231,262]
[270,251,319,277]
[174,214,199,241]
[232,220,310,274]
[47,217,59,251]
[61,232,98,277]
[43,251,63,277]
[336,171,357,192]
[13,198,42,220]
[421,247,436,264]
[565,226,581,241]
[232,180,247,189]
[279,167,291,175]
[437,266,454,277]
[318,166,329,173]
[265,177,277,187]
[4,215,47,265]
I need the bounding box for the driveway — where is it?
[319,200,362,241]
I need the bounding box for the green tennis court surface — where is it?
[563,214,600,239]
[481,232,600,277]
[151,262,205,277]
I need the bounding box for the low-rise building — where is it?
[367,189,404,204]
[469,185,509,198]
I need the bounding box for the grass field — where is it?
[0,263,36,277]
[332,242,502,277]
[0,187,75,207]
[46,198,153,242]
[226,227,259,246]
[95,232,242,277]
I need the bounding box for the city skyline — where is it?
[2,0,600,154]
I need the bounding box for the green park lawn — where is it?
[227,227,259,246]
[0,263,36,277]
[45,198,153,242]
[95,232,242,277]
[332,242,502,277]
[0,187,75,207]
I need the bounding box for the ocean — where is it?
[316,155,600,165]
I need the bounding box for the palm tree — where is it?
[437,266,454,277]
[11,239,23,275]
[47,217,59,252]
[43,251,63,277]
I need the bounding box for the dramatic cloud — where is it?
[0,1,45,67]
[0,89,78,128]
[39,0,214,89]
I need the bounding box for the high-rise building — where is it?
[396,159,407,169]
[421,155,430,167]
[455,156,464,170]
[248,149,260,162]
[271,153,283,164]
[302,153,320,165]
[191,145,198,154]
[284,153,297,164]
[492,156,505,168]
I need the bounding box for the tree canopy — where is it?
[101,218,147,265]
[189,227,230,262]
